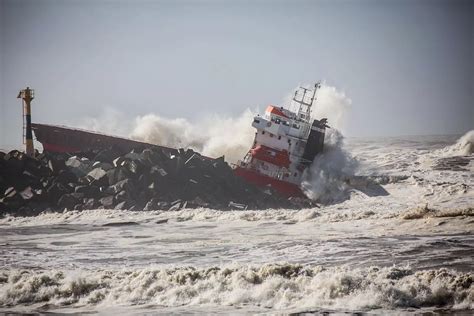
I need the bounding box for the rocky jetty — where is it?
[0,147,314,216]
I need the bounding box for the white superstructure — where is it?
[236,83,329,188]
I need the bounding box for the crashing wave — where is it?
[401,204,474,220]
[1,264,472,311]
[437,130,474,157]
[301,130,359,204]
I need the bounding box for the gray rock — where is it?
[19,187,34,200]
[87,167,107,181]
[47,157,66,175]
[106,167,130,185]
[75,185,101,198]
[110,179,134,195]
[113,156,126,167]
[99,195,115,209]
[124,151,142,161]
[83,198,99,209]
[46,182,70,202]
[228,201,247,210]
[143,197,160,211]
[114,200,134,210]
[128,205,142,212]
[168,199,183,211]
[58,193,84,209]
[66,156,92,177]
[92,161,114,171]
[55,170,77,185]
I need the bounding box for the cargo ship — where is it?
[29,83,328,197]
[233,83,328,197]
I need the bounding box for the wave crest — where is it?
[1,265,472,311]
[439,130,474,157]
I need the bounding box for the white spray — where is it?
[128,83,352,165]
[73,108,256,164]
[301,84,356,203]
[301,129,358,203]
[130,109,256,163]
[73,107,133,138]
[438,130,474,157]
[312,84,352,135]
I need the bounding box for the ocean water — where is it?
[0,132,473,315]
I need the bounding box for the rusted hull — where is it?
[32,123,164,154]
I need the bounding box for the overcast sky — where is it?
[1,0,473,149]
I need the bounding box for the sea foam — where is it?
[0,264,474,310]
[1,265,472,311]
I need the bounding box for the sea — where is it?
[0,132,473,315]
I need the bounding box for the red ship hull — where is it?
[32,123,167,154]
[32,123,304,198]
[233,166,305,198]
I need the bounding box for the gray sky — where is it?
[1,0,473,149]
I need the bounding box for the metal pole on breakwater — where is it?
[17,87,35,157]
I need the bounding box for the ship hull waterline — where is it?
[233,166,305,198]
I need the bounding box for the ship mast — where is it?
[292,82,321,122]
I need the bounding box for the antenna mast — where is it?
[292,82,321,122]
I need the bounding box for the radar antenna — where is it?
[292,82,321,123]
